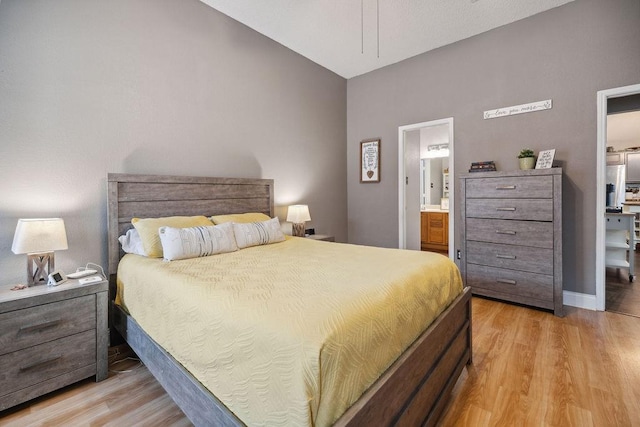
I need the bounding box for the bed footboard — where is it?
[112,286,471,427]
[334,286,472,427]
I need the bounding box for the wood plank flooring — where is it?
[0,352,192,427]
[606,249,640,317]
[439,297,640,426]
[1,297,639,426]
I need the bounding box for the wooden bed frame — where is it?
[107,173,472,427]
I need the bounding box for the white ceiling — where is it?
[200,0,575,79]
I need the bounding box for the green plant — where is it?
[518,149,535,159]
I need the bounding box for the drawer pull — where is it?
[19,319,61,334]
[496,207,516,211]
[496,279,517,285]
[496,185,516,190]
[496,230,516,235]
[496,254,516,259]
[19,355,62,372]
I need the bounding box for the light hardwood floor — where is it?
[1,297,639,426]
[606,249,640,317]
[440,297,640,426]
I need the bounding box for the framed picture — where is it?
[360,139,381,183]
[535,149,556,169]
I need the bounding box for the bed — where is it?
[107,173,472,427]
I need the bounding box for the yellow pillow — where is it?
[131,215,214,258]
[210,212,271,225]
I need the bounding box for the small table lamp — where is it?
[12,218,68,286]
[287,205,311,237]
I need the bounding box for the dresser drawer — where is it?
[0,295,96,356]
[466,241,553,274]
[465,175,553,199]
[466,199,553,221]
[466,218,553,248]
[0,329,96,398]
[466,264,553,301]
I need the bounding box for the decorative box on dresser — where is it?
[460,168,563,316]
[0,279,108,411]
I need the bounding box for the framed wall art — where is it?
[360,139,381,183]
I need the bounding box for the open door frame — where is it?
[596,83,640,311]
[398,118,455,260]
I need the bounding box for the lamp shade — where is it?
[286,205,311,223]
[12,218,68,254]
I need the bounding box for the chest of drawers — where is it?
[460,168,563,316]
[0,279,108,411]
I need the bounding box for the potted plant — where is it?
[518,149,535,170]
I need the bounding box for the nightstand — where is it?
[305,234,335,242]
[0,278,108,411]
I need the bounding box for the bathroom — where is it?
[419,124,450,254]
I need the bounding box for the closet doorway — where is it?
[596,83,640,314]
[397,118,455,260]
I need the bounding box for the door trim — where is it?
[398,117,454,260]
[596,83,640,311]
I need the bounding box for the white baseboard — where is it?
[563,290,597,311]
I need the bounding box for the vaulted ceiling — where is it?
[200,0,575,79]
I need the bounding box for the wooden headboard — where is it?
[107,173,274,277]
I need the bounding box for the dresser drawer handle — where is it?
[496,279,517,285]
[496,207,516,211]
[496,185,516,190]
[496,230,516,235]
[496,254,516,259]
[19,355,62,372]
[19,319,61,334]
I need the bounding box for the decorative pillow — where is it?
[233,217,285,249]
[118,228,146,256]
[210,212,271,225]
[132,216,214,258]
[159,222,238,261]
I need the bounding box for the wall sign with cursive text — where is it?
[484,99,552,120]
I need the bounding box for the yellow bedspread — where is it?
[116,237,462,426]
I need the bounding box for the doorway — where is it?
[397,118,454,260]
[596,83,640,313]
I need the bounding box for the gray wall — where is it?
[347,0,640,294]
[0,0,347,284]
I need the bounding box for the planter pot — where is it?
[519,157,535,170]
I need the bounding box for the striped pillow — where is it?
[233,217,285,249]
[159,222,238,261]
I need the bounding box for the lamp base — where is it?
[292,223,306,237]
[27,252,54,286]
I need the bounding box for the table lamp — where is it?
[287,205,311,237]
[12,218,68,286]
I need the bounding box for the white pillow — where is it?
[118,229,146,256]
[233,217,285,249]
[159,222,238,261]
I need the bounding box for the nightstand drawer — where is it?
[0,329,96,398]
[466,241,553,274]
[0,294,96,356]
[466,199,553,221]
[466,218,553,248]
[465,175,553,199]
